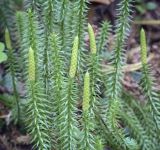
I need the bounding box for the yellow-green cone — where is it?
[88,23,97,54]
[140,28,147,65]
[69,36,79,78]
[95,138,103,150]
[5,28,12,50]
[28,47,35,82]
[82,72,90,112]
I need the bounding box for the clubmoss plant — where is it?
[58,36,79,150]
[25,47,52,150]
[96,21,111,53]
[140,28,160,130]
[80,72,95,150]
[104,0,133,148]
[88,23,101,114]
[0,0,19,49]
[49,33,64,139]
[4,0,160,149]
[5,28,20,123]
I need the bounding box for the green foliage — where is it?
[3,0,160,149]
[0,42,7,63]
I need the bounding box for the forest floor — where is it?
[0,0,160,149]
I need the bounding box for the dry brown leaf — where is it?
[89,0,115,5]
[16,135,31,145]
[0,135,13,150]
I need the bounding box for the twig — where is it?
[134,20,160,25]
[102,53,155,73]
